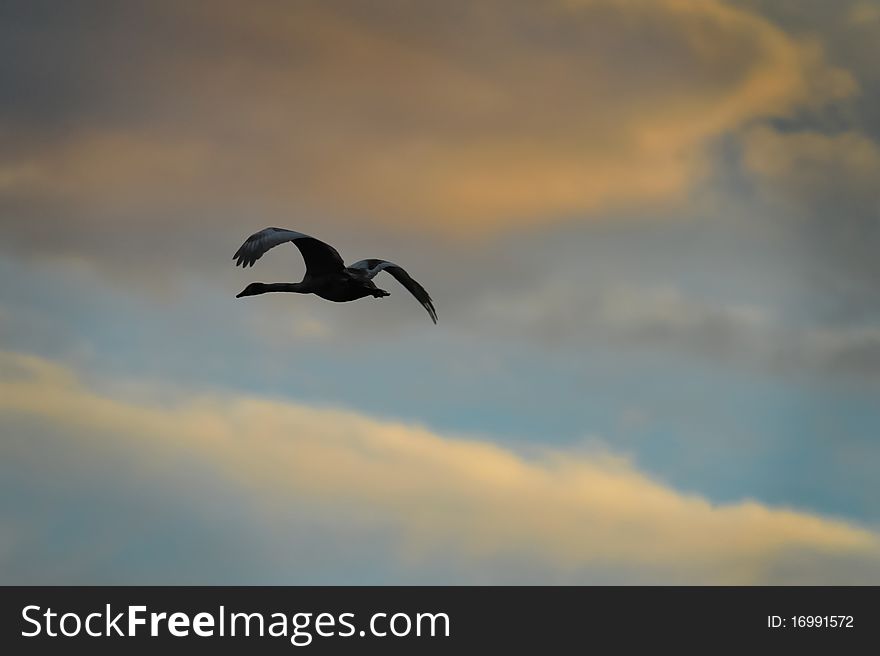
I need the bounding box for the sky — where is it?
[1,0,879,584]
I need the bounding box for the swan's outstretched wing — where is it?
[233,227,344,276]
[349,259,437,323]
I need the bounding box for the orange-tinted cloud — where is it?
[2,351,877,583]
[0,0,856,238]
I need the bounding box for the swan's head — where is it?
[236,282,266,298]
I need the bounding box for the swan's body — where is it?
[234,228,437,323]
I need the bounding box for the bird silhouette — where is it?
[234,227,437,323]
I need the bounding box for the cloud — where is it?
[738,124,880,317]
[795,325,880,377]
[848,1,880,27]
[741,126,880,208]
[0,0,856,270]
[476,280,880,379]
[1,350,878,583]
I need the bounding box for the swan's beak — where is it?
[236,283,263,298]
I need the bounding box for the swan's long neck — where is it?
[260,282,309,294]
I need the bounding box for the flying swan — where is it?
[233,227,437,323]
